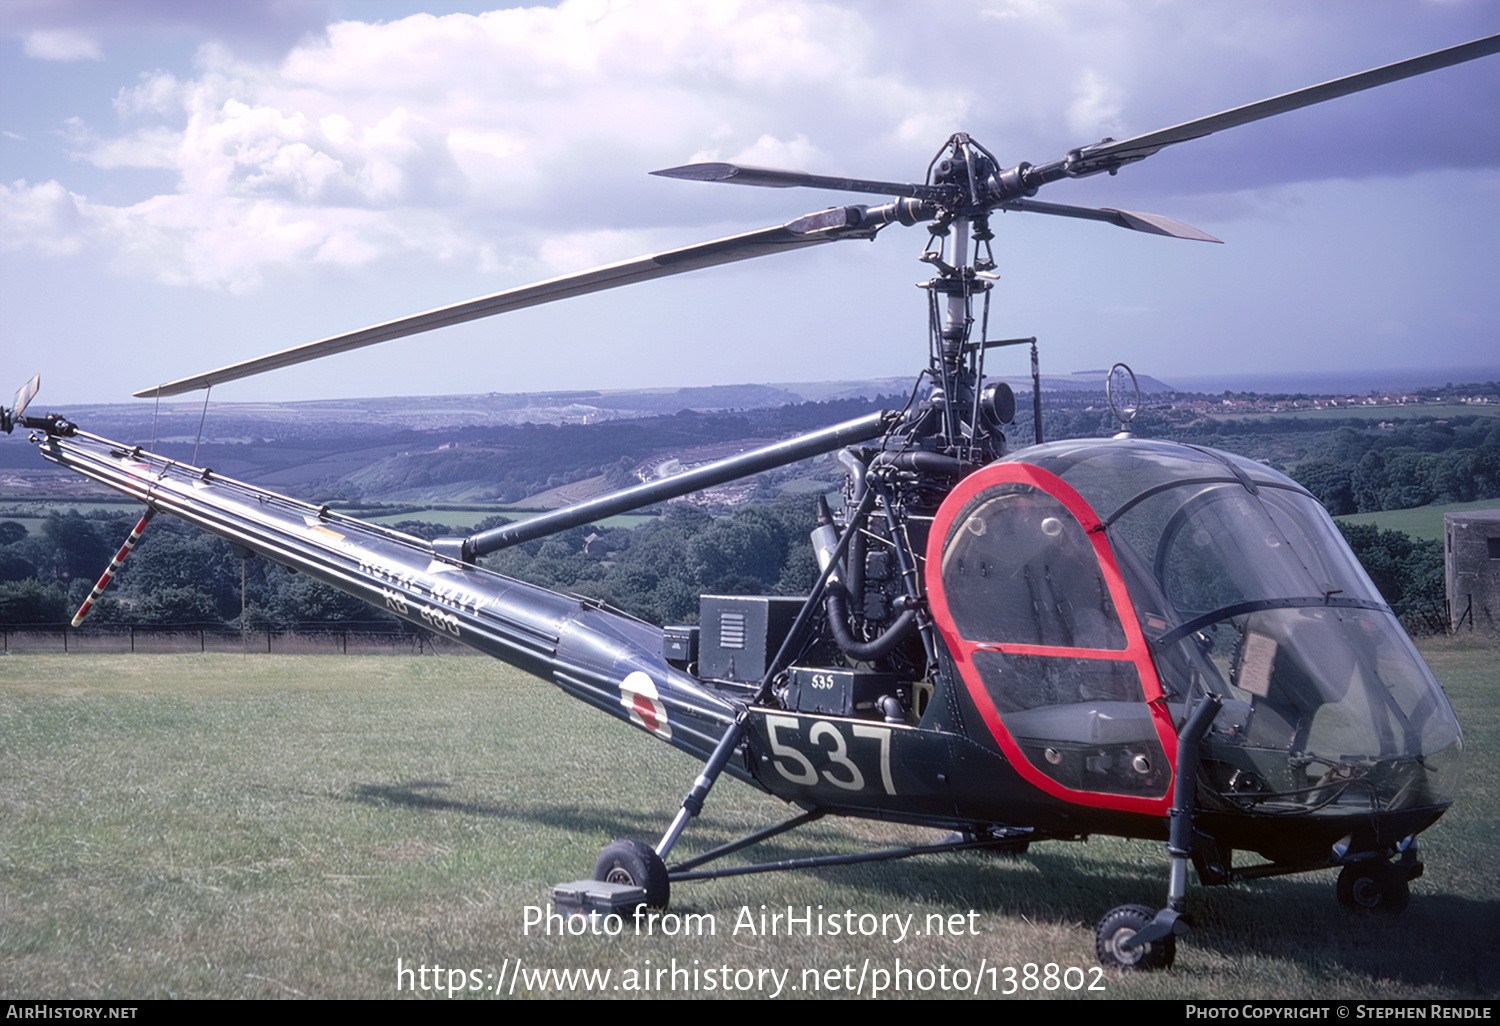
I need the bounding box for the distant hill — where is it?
[43,370,1175,444]
[9,372,1490,506]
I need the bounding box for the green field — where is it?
[0,500,143,537]
[2,639,1497,1000]
[1208,402,1500,423]
[362,507,661,531]
[1336,499,1500,542]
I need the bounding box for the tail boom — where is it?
[37,430,739,767]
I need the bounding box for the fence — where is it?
[0,623,479,656]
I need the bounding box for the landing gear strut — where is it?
[1095,694,1221,971]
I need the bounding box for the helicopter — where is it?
[3,33,1494,971]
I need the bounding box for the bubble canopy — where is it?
[928,438,1462,818]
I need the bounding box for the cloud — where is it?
[1066,69,1125,141]
[1,0,1494,298]
[1,1,959,292]
[22,28,101,61]
[0,180,93,256]
[79,127,182,170]
[1,0,336,59]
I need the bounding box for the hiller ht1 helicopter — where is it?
[5,34,1495,970]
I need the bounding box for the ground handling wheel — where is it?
[1336,861,1410,913]
[593,838,670,911]
[1095,904,1176,970]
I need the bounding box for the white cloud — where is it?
[79,127,181,169]
[1066,69,1125,141]
[0,180,92,256]
[2,0,1493,303]
[22,29,102,62]
[0,1,958,292]
[537,228,662,274]
[114,72,187,118]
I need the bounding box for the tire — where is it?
[1095,904,1175,970]
[593,838,670,910]
[1336,862,1410,913]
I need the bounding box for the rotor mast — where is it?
[916,134,1002,459]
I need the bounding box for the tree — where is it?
[1336,522,1443,622]
[0,578,69,624]
[1292,461,1355,516]
[38,511,112,582]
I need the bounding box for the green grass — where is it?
[1336,499,1500,542]
[1,638,1497,999]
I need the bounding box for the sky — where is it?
[1,0,1497,408]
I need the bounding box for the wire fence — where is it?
[0,622,478,656]
[1,600,1476,659]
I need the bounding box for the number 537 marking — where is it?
[765,716,896,795]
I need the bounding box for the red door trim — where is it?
[925,462,1178,815]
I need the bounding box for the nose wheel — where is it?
[1095,904,1176,970]
[1336,861,1412,913]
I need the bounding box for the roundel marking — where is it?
[621,670,672,741]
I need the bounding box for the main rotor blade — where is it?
[1001,199,1221,242]
[652,162,952,202]
[134,207,876,398]
[1064,34,1500,176]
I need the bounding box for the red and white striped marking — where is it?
[71,508,156,626]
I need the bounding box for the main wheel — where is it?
[1095,904,1175,970]
[593,838,670,910]
[1336,862,1410,913]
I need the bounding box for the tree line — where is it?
[0,496,1449,635]
[1287,420,1500,515]
[6,404,1494,632]
[0,499,823,630]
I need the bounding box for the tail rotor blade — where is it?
[1,374,40,434]
[12,374,40,419]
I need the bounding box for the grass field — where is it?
[1207,403,1500,423]
[361,508,661,531]
[2,638,1496,1000]
[1335,500,1500,543]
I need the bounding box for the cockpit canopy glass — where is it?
[994,440,1463,813]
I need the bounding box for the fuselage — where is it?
[37,428,1460,868]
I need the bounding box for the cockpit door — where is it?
[926,462,1177,815]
